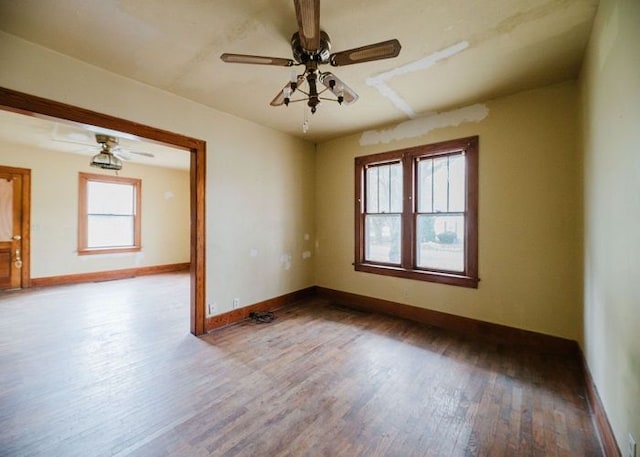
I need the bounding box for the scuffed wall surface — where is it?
[316,81,582,340]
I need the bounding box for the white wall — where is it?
[0,31,316,314]
[580,0,640,450]
[0,142,190,278]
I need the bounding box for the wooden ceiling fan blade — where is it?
[270,75,305,106]
[220,53,295,66]
[330,39,401,66]
[293,0,320,52]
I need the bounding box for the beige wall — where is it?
[0,142,190,278]
[316,81,582,340]
[580,0,640,450]
[0,31,316,314]
[2,3,639,450]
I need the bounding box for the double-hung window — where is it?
[355,136,479,288]
[78,172,142,255]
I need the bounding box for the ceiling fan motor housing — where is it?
[291,31,331,64]
[95,134,119,149]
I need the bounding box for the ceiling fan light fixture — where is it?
[221,0,401,120]
[90,151,123,170]
[319,72,358,105]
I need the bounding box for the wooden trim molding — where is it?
[31,263,190,288]
[0,86,206,335]
[190,140,207,336]
[77,172,142,255]
[353,136,479,288]
[580,353,621,456]
[315,287,579,355]
[205,286,317,332]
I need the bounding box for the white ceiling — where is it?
[0,0,599,143]
[0,110,190,170]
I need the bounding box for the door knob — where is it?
[12,235,21,241]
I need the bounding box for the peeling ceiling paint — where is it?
[360,103,489,145]
[0,0,598,142]
[366,41,470,118]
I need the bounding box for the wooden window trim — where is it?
[355,136,479,288]
[78,172,142,255]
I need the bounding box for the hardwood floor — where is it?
[0,273,602,456]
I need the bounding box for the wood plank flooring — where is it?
[0,273,602,456]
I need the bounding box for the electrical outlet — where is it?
[233,298,240,309]
[629,434,637,457]
[208,303,215,314]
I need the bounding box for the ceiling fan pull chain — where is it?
[303,106,310,134]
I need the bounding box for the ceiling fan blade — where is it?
[121,149,155,158]
[330,39,401,66]
[319,72,359,105]
[114,152,132,161]
[293,0,320,52]
[220,53,295,66]
[270,75,306,106]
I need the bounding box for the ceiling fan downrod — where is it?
[306,69,320,114]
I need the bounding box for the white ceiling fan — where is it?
[51,127,156,171]
[88,134,155,171]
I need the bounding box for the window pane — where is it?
[0,178,13,241]
[389,163,402,213]
[432,156,449,212]
[449,154,466,212]
[417,159,433,213]
[416,214,465,272]
[366,167,379,213]
[87,215,134,247]
[366,162,402,213]
[87,181,134,215]
[378,165,390,213]
[365,214,401,264]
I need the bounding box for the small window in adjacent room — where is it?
[354,136,479,288]
[78,172,141,255]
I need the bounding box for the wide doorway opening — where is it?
[0,87,206,335]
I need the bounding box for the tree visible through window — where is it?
[355,136,478,288]
[365,161,402,264]
[78,173,141,254]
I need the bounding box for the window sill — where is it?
[78,246,141,256]
[354,263,479,288]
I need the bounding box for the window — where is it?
[78,172,141,255]
[355,136,478,288]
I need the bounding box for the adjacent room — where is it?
[0,0,638,456]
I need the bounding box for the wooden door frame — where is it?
[0,87,207,335]
[0,165,31,289]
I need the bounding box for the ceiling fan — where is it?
[89,134,154,171]
[220,0,401,116]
